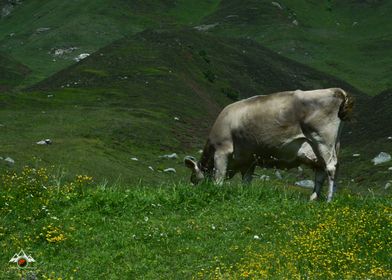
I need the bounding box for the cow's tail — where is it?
[334,88,354,121]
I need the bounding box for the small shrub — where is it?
[203,69,216,83]
[198,50,210,63]
[221,87,240,101]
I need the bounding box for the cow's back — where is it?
[209,91,303,148]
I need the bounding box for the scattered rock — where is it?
[74,53,90,62]
[388,136,392,140]
[253,235,261,240]
[198,149,203,154]
[4,157,15,164]
[352,21,358,26]
[388,167,392,171]
[1,3,14,18]
[159,153,178,159]
[194,23,219,31]
[385,182,391,190]
[352,153,360,157]
[292,19,299,26]
[295,180,314,189]
[259,175,270,181]
[163,168,176,173]
[131,157,138,161]
[148,166,154,171]
[174,117,180,121]
[297,166,303,172]
[36,27,51,33]
[36,139,52,145]
[275,170,283,179]
[271,1,283,10]
[371,152,391,165]
[51,47,78,57]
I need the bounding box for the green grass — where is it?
[0,167,391,279]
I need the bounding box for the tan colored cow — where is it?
[185,88,353,202]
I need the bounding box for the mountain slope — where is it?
[0,0,220,87]
[2,0,391,96]
[0,28,369,183]
[202,0,392,95]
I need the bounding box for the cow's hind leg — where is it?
[316,143,338,202]
[303,120,342,202]
[310,169,326,201]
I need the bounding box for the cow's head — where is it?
[184,156,204,185]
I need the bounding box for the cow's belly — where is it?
[229,129,320,170]
[232,136,318,169]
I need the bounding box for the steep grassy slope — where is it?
[0,0,220,87]
[0,29,370,184]
[0,52,30,91]
[203,0,392,95]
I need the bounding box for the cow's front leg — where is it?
[241,164,256,184]
[213,151,230,185]
[310,169,326,201]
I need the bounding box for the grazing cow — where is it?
[184,88,353,202]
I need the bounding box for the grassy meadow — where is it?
[1,0,392,279]
[0,167,391,279]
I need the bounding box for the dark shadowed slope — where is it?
[0,52,30,91]
[202,0,392,95]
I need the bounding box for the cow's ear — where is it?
[184,156,197,170]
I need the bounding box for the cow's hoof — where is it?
[309,192,318,201]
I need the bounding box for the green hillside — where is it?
[0,28,373,186]
[203,0,392,95]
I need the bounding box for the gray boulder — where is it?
[372,152,391,165]
[295,180,314,189]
